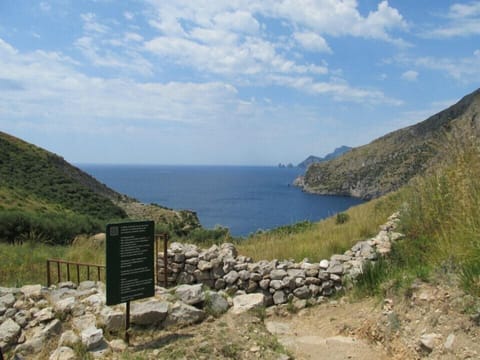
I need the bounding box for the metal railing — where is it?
[46,259,106,286]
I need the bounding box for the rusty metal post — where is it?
[67,263,71,282]
[57,261,61,283]
[46,260,51,287]
[76,264,80,284]
[163,233,169,287]
[87,265,90,280]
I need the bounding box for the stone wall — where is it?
[159,212,404,306]
[0,213,403,358]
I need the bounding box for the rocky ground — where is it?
[1,277,480,359]
[2,211,480,359]
[266,280,480,360]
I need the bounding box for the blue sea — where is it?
[79,165,364,237]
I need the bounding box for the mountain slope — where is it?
[299,88,480,199]
[0,131,200,243]
[298,146,352,168]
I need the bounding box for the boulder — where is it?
[175,284,205,306]
[224,271,240,285]
[205,291,229,315]
[273,291,287,305]
[419,333,439,352]
[20,284,43,300]
[269,280,284,290]
[293,286,311,299]
[270,269,287,280]
[77,281,97,291]
[15,336,45,356]
[0,293,15,308]
[72,314,97,333]
[326,261,344,275]
[164,302,206,327]
[81,326,104,351]
[100,307,125,332]
[34,307,55,323]
[59,330,80,347]
[42,319,62,337]
[0,318,21,349]
[131,300,169,326]
[319,259,329,269]
[53,297,76,314]
[13,310,30,328]
[49,346,77,360]
[231,294,265,315]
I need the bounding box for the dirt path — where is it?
[266,299,390,360]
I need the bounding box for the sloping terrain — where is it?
[300,88,480,199]
[0,131,200,243]
[297,145,352,168]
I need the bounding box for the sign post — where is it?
[106,220,155,343]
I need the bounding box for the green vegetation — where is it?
[237,192,402,262]
[0,132,126,220]
[0,235,105,286]
[303,88,480,199]
[0,131,127,244]
[0,131,202,245]
[335,212,350,225]
[353,138,480,299]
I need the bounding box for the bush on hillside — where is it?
[0,210,104,245]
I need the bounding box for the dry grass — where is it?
[237,192,402,262]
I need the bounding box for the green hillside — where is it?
[0,131,127,219]
[0,131,200,244]
[299,88,480,199]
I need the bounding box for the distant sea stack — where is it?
[298,88,480,199]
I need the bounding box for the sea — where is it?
[79,165,364,237]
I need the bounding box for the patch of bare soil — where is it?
[265,281,480,360]
[104,311,290,359]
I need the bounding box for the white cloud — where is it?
[75,36,153,76]
[265,0,407,42]
[145,35,327,76]
[415,55,480,83]
[39,2,51,12]
[449,2,480,19]
[213,11,260,34]
[142,0,407,82]
[124,11,134,21]
[401,70,418,81]
[426,1,480,37]
[269,75,402,105]
[124,32,144,43]
[0,38,245,132]
[294,32,332,53]
[80,13,109,34]
[392,52,480,84]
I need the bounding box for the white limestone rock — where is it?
[0,318,21,349]
[49,346,78,360]
[231,293,265,315]
[131,300,169,326]
[81,326,104,351]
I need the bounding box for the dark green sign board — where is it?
[106,221,155,306]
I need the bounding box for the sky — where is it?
[0,1,479,166]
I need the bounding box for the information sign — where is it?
[106,220,155,306]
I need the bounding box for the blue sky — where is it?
[0,1,479,165]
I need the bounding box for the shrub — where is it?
[335,212,350,225]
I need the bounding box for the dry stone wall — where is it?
[159,212,404,306]
[0,213,403,358]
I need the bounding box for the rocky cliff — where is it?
[299,88,480,199]
[297,145,352,169]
